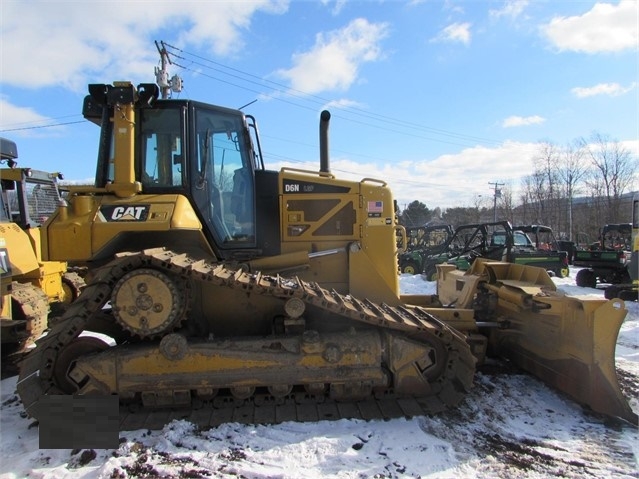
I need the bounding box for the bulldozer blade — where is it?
[438,261,637,424]
[481,264,637,425]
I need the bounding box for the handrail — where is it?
[360,178,387,187]
[280,167,335,179]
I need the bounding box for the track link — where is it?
[17,248,476,429]
[1,282,50,378]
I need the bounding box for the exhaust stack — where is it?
[319,110,330,174]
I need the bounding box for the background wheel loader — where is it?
[15,81,636,434]
[0,138,83,373]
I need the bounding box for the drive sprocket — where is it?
[111,267,188,338]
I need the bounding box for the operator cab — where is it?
[135,102,258,247]
[85,83,264,253]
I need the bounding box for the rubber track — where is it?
[17,248,476,429]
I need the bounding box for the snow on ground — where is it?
[0,268,637,479]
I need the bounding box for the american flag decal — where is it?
[368,201,383,213]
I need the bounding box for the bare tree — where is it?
[582,132,637,222]
[523,169,547,223]
[519,176,535,224]
[535,142,562,232]
[471,195,485,222]
[442,207,482,227]
[498,186,515,223]
[557,140,587,240]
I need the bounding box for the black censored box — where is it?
[38,395,119,449]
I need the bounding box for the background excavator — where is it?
[16,80,636,431]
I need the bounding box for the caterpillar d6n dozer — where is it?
[16,81,637,430]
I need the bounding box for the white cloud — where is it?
[431,22,472,45]
[320,0,347,16]
[442,0,465,15]
[322,99,365,111]
[501,115,545,128]
[489,0,529,19]
[0,1,289,91]
[0,99,47,126]
[270,141,539,209]
[0,98,64,137]
[275,18,389,94]
[541,0,638,53]
[400,141,538,207]
[571,82,637,98]
[402,141,538,207]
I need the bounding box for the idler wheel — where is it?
[53,336,110,393]
[111,268,187,338]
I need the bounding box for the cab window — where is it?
[194,108,255,245]
[140,108,184,188]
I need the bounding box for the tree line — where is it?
[398,132,638,244]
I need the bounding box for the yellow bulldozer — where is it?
[15,81,636,429]
[0,138,83,366]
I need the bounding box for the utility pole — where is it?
[489,182,504,222]
[155,41,183,99]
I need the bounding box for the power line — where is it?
[0,43,523,202]
[162,42,503,149]
[0,120,86,133]
[158,44,516,193]
[1,44,505,152]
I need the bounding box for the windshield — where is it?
[513,231,533,248]
[602,227,631,251]
[194,108,255,245]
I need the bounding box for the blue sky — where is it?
[0,0,637,209]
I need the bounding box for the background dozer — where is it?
[16,81,636,432]
[0,138,83,371]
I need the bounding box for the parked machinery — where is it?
[421,222,569,281]
[602,197,638,301]
[0,138,83,365]
[574,223,633,290]
[398,224,453,274]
